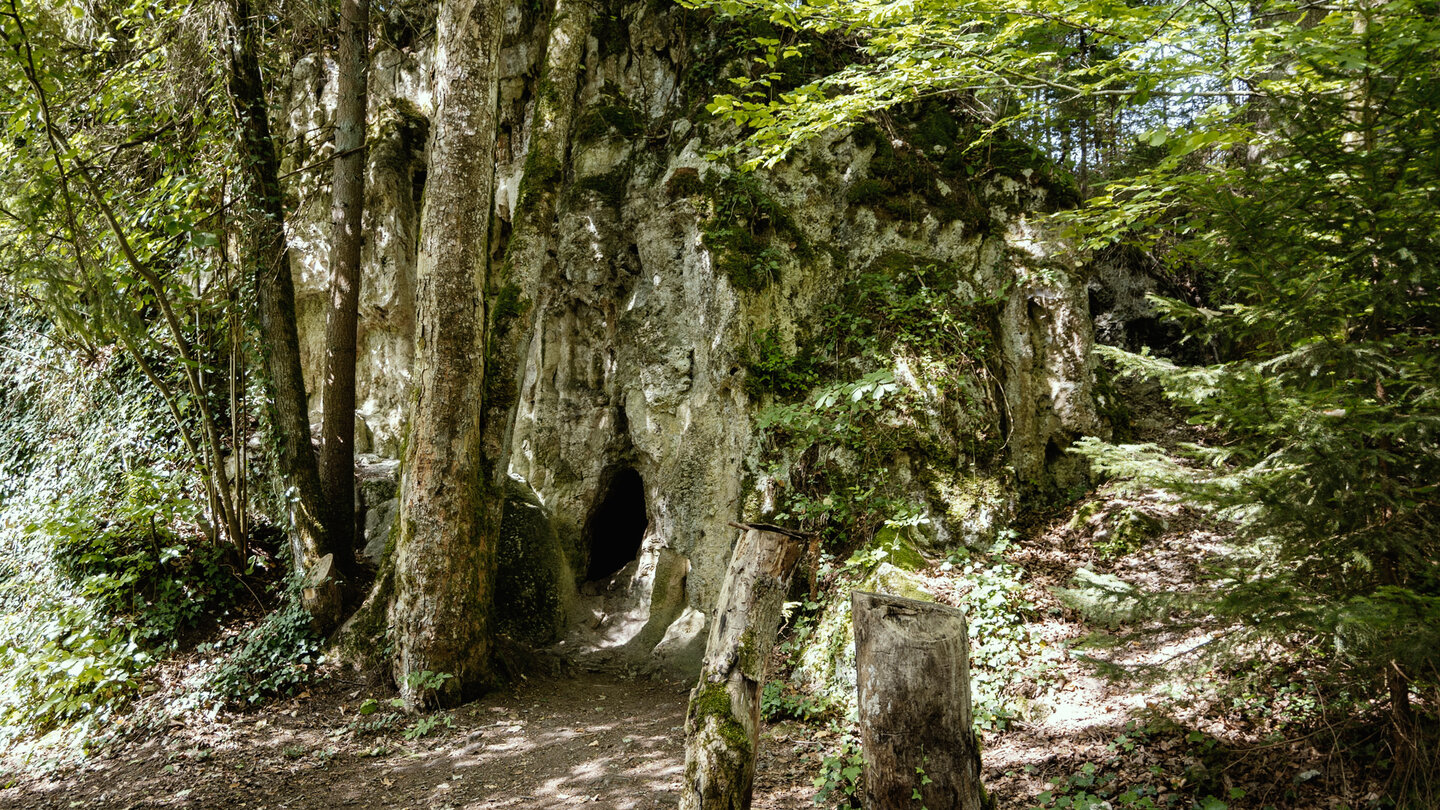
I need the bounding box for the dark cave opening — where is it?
[584,468,649,581]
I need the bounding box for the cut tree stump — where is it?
[679,523,806,810]
[853,590,991,810]
[300,552,343,633]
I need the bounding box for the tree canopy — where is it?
[690,0,1440,761]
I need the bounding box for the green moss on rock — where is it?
[517,152,562,211]
[665,166,705,199]
[571,166,630,208]
[701,173,806,293]
[857,526,929,571]
[574,103,644,142]
[493,480,566,646]
[789,554,935,715]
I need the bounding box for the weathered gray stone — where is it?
[356,456,400,564]
[1054,567,1139,627]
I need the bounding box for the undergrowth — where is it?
[0,307,330,757]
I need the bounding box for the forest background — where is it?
[0,0,1436,806]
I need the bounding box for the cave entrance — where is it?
[584,468,649,581]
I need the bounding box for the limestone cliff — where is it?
[286,0,1104,675]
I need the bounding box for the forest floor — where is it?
[0,392,1401,810]
[0,514,1392,810]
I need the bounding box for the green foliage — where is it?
[202,579,324,706]
[349,692,457,740]
[848,122,993,229]
[743,328,817,398]
[688,0,1440,759]
[753,253,1006,550]
[1063,0,1440,733]
[1025,723,1243,810]
[39,470,240,648]
[403,713,455,740]
[758,370,914,542]
[761,679,829,722]
[351,697,407,735]
[812,726,864,808]
[943,539,1057,731]
[1,0,253,552]
[0,307,237,748]
[816,253,1004,379]
[0,601,151,748]
[702,172,804,292]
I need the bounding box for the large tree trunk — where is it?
[319,0,369,578]
[852,591,990,810]
[389,0,505,709]
[680,524,805,810]
[220,0,341,629]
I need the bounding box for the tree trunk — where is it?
[852,591,990,810]
[389,0,505,709]
[320,0,369,577]
[680,524,805,810]
[220,0,342,629]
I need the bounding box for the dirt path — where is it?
[1,673,691,810]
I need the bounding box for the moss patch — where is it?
[571,167,630,208]
[851,122,991,230]
[574,103,644,143]
[691,681,751,752]
[517,152,562,211]
[492,481,566,646]
[665,167,704,199]
[857,525,928,571]
[700,173,805,293]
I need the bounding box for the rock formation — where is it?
[286,0,1104,676]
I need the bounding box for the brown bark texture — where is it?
[320,0,369,575]
[853,591,990,810]
[680,525,805,810]
[221,0,341,628]
[389,0,505,709]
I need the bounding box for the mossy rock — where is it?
[574,103,645,142]
[571,167,630,208]
[665,167,705,199]
[790,562,934,715]
[851,525,928,572]
[931,473,1014,550]
[1053,567,1137,628]
[700,172,807,293]
[493,479,568,645]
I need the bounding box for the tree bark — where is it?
[680,524,805,810]
[221,0,341,629]
[320,0,369,577]
[852,591,990,810]
[389,0,505,709]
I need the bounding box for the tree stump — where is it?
[852,590,990,810]
[680,524,805,810]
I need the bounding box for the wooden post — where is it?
[680,524,806,810]
[852,591,990,810]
